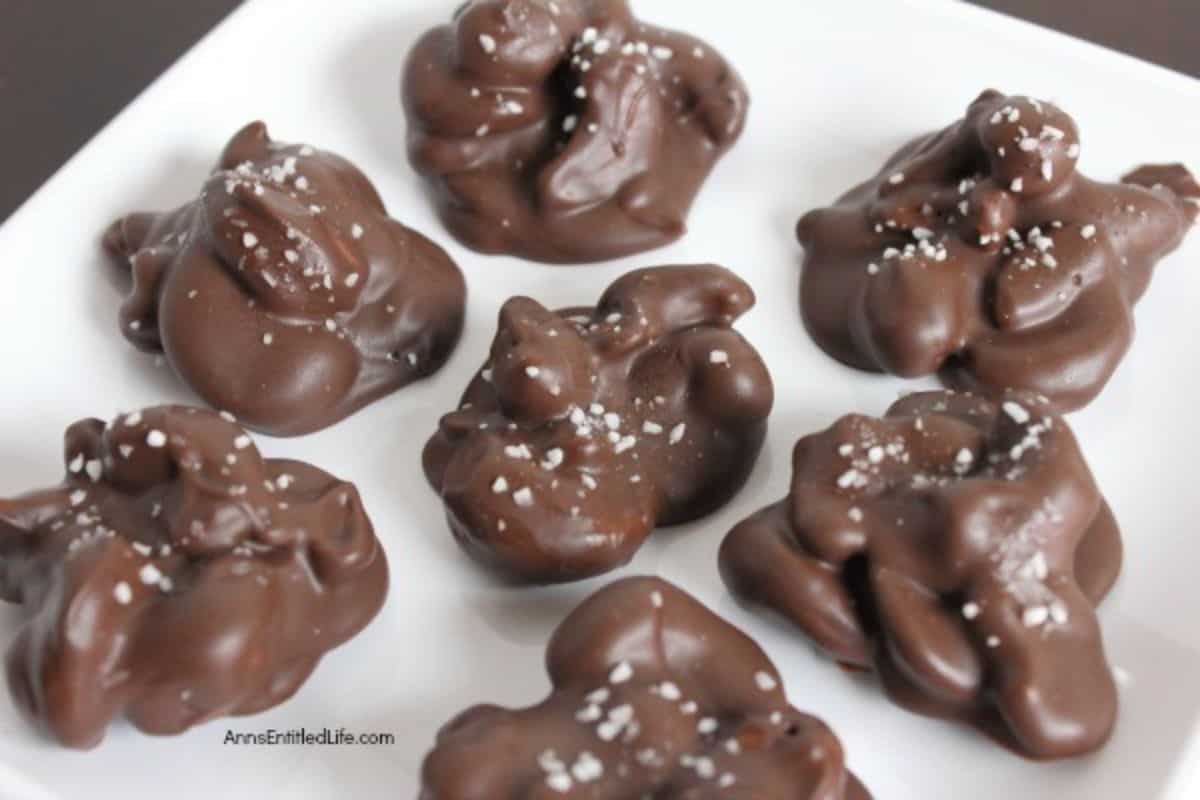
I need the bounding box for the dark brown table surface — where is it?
[0,0,1196,223]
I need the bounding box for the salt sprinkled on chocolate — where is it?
[797,90,1198,412]
[403,0,750,263]
[721,390,1123,759]
[420,577,868,798]
[103,122,466,435]
[424,266,773,583]
[0,405,388,749]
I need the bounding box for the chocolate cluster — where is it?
[424,265,773,583]
[720,390,1122,759]
[0,406,388,748]
[403,0,749,263]
[421,577,870,798]
[104,122,466,436]
[797,90,1199,411]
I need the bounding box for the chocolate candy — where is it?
[0,406,388,749]
[797,90,1199,412]
[424,265,773,583]
[421,576,870,798]
[403,0,749,264]
[104,122,466,436]
[719,390,1122,759]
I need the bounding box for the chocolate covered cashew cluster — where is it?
[720,390,1122,759]
[104,122,466,436]
[403,0,749,263]
[424,265,773,583]
[0,406,388,749]
[421,577,870,798]
[797,90,1199,412]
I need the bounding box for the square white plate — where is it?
[1,0,1197,797]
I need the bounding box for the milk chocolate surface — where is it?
[797,90,1199,412]
[424,265,773,583]
[403,0,749,264]
[421,576,870,798]
[104,122,466,436]
[0,406,388,749]
[720,390,1122,759]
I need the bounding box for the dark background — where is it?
[1,0,1197,223]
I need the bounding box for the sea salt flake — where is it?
[545,773,571,793]
[1022,605,1050,627]
[571,752,603,783]
[657,681,681,700]
[575,704,602,722]
[585,688,610,704]
[1002,401,1031,424]
[113,582,133,605]
[836,469,862,489]
[754,671,777,691]
[609,661,634,684]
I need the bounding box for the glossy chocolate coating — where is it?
[719,390,1122,759]
[797,90,1199,412]
[0,406,388,749]
[104,122,466,436]
[424,265,773,583]
[403,0,749,264]
[421,576,870,798]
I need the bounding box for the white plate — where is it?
[1,0,1198,797]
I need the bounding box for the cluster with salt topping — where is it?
[797,89,1200,412]
[0,405,388,749]
[421,577,870,798]
[103,121,466,436]
[423,265,773,583]
[719,390,1123,759]
[402,0,749,263]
